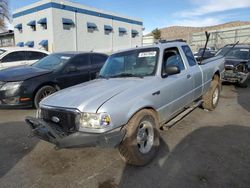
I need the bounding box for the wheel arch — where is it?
[32,82,60,100]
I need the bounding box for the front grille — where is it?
[41,108,78,133]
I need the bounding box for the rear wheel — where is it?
[34,85,56,109]
[202,77,220,111]
[118,109,160,166]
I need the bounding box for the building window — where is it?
[87,22,97,33]
[132,30,139,38]
[27,20,36,31]
[14,24,22,33]
[39,40,48,51]
[16,42,24,47]
[38,18,47,30]
[119,27,127,36]
[104,25,113,35]
[25,41,34,47]
[62,18,74,30]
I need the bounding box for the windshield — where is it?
[0,49,6,55]
[217,47,250,60]
[32,54,72,70]
[99,48,159,78]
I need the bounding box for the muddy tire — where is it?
[34,85,56,109]
[118,109,160,166]
[202,77,220,111]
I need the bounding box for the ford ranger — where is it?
[26,41,225,166]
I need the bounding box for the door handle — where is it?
[152,90,160,96]
[187,74,192,79]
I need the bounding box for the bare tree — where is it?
[0,0,10,30]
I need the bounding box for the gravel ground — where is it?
[0,81,250,188]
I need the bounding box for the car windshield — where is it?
[99,48,159,78]
[217,47,250,60]
[0,49,6,55]
[32,54,72,70]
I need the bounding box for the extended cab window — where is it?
[182,45,197,66]
[1,51,26,62]
[162,47,185,75]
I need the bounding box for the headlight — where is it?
[0,81,23,91]
[76,112,112,131]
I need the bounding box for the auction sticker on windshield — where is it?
[240,49,249,52]
[138,51,157,58]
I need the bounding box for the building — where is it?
[13,0,143,53]
[191,25,250,51]
[0,30,15,47]
[142,35,155,46]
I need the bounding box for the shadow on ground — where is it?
[118,125,250,188]
[236,79,250,112]
[0,121,38,178]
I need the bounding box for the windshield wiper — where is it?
[109,73,144,78]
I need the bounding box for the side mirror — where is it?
[66,65,77,73]
[165,65,180,76]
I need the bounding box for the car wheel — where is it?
[34,85,56,109]
[202,76,220,111]
[118,109,160,166]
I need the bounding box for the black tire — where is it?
[34,85,56,109]
[202,77,220,111]
[118,109,160,166]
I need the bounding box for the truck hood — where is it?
[225,58,248,67]
[41,78,147,112]
[0,65,52,82]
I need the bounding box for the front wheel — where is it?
[118,109,160,166]
[34,85,56,109]
[202,77,220,111]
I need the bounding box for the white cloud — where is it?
[178,0,250,17]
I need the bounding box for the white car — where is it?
[0,47,49,70]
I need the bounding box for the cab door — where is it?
[157,47,194,121]
[0,51,27,69]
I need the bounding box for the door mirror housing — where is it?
[163,65,180,77]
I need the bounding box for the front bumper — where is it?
[25,116,125,149]
[222,70,249,83]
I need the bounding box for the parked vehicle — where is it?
[217,44,250,87]
[0,47,49,70]
[26,41,224,166]
[0,52,108,108]
[194,47,216,61]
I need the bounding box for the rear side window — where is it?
[1,51,26,62]
[182,45,197,66]
[27,51,48,60]
[91,54,108,65]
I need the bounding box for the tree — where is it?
[0,0,10,29]
[152,28,161,40]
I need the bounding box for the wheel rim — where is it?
[39,88,54,102]
[212,87,219,106]
[136,120,154,154]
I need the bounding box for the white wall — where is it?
[13,0,143,53]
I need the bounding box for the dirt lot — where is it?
[0,81,250,188]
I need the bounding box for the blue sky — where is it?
[9,0,250,34]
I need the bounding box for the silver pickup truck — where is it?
[26,41,225,166]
